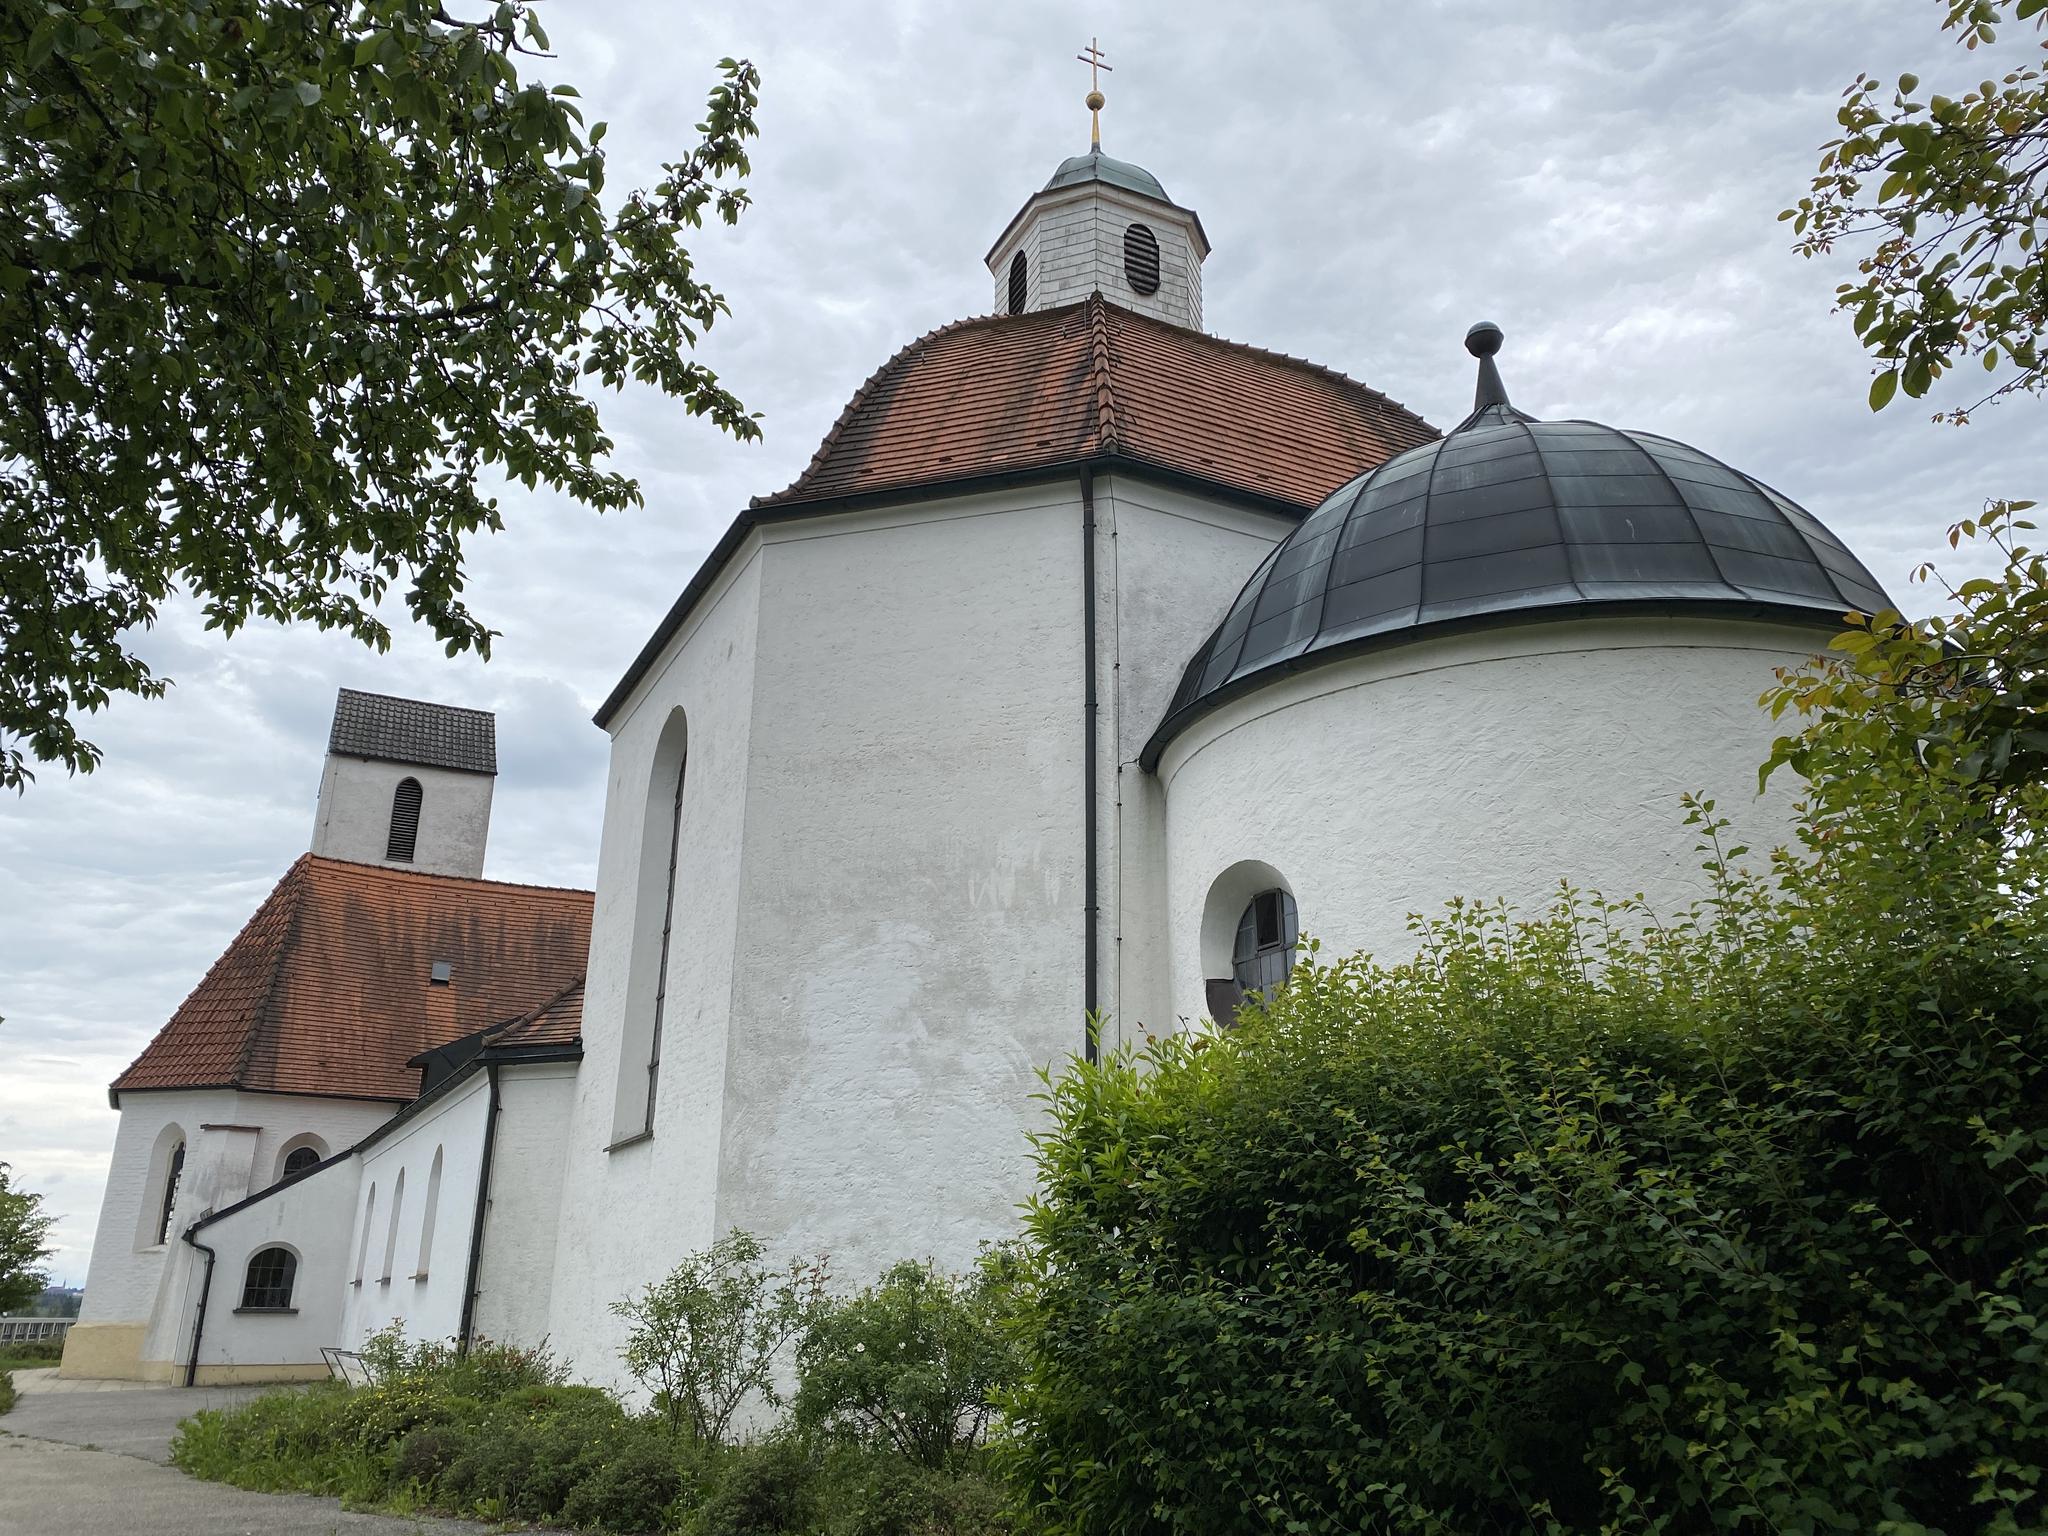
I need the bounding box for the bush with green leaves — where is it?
[999,516,2048,1533]
[612,1227,828,1442]
[795,1255,1019,1468]
[0,1368,15,1417]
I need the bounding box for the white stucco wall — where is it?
[541,475,1300,1390]
[473,1063,577,1351]
[715,485,1087,1290]
[544,547,764,1385]
[988,182,1206,328]
[68,1088,392,1378]
[311,755,494,878]
[1157,616,1834,1025]
[342,1071,490,1351]
[186,1151,362,1379]
[1095,476,1293,1046]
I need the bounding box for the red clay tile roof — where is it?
[754,294,1438,512]
[488,978,584,1050]
[113,856,593,1103]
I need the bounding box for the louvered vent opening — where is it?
[386,776,423,862]
[1123,223,1161,296]
[1007,250,1027,315]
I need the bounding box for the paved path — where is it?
[1,1370,476,1536]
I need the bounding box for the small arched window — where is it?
[355,1184,376,1284]
[414,1146,443,1280]
[386,776,423,862]
[1232,888,1299,1001]
[1007,250,1027,315]
[381,1168,405,1283]
[239,1247,297,1310]
[154,1140,185,1245]
[1123,223,1161,296]
[280,1145,321,1180]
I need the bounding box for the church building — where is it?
[65,127,1888,1386]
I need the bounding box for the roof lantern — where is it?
[985,42,1209,329]
[1141,324,1892,768]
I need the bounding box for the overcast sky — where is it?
[3,1,2040,1287]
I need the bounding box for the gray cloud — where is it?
[2,0,2039,1284]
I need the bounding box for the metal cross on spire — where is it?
[1075,37,1112,149]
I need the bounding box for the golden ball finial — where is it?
[1086,89,1105,111]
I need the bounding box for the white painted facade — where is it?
[66,1087,392,1380]
[311,754,494,879]
[1157,617,1822,1025]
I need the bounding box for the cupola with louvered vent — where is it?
[985,146,1209,330]
[309,688,497,878]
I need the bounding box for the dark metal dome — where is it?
[1142,324,1890,769]
[1045,149,1170,203]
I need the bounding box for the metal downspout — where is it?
[457,1062,502,1354]
[182,1228,216,1388]
[1082,467,1101,1064]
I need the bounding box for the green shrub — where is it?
[435,1409,609,1520]
[612,1228,828,1442]
[680,1434,820,1536]
[1005,858,2048,1532]
[813,1443,1014,1536]
[796,1256,1018,1467]
[0,1367,14,1416]
[358,1321,565,1398]
[392,1421,470,1486]
[558,1424,688,1532]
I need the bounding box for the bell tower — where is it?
[309,688,496,879]
[985,43,1209,329]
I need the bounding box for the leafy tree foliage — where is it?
[1000,519,2048,1532]
[611,1228,828,1443]
[0,1162,56,1315]
[1786,0,2047,419]
[0,0,762,789]
[1764,498,2048,809]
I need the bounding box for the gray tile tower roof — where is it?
[327,688,497,775]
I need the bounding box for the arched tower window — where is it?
[414,1146,443,1280]
[154,1140,185,1245]
[386,776,423,862]
[281,1146,320,1180]
[1007,250,1027,315]
[1232,888,1299,1001]
[239,1247,297,1310]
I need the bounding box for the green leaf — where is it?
[1869,369,1899,410]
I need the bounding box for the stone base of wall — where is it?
[181,1360,331,1386]
[58,1322,146,1380]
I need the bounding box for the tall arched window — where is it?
[1007,250,1027,315]
[355,1184,376,1284]
[613,708,689,1145]
[380,1169,405,1283]
[386,776,423,861]
[1232,888,1299,1001]
[414,1146,443,1280]
[154,1140,185,1245]
[239,1247,297,1310]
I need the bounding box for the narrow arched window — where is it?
[154,1141,185,1245]
[386,776,423,862]
[1007,250,1027,315]
[240,1247,297,1310]
[355,1184,376,1284]
[613,708,689,1145]
[1232,888,1299,1001]
[281,1146,320,1180]
[380,1169,405,1283]
[414,1147,443,1280]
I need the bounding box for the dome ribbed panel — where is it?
[1149,410,1892,767]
